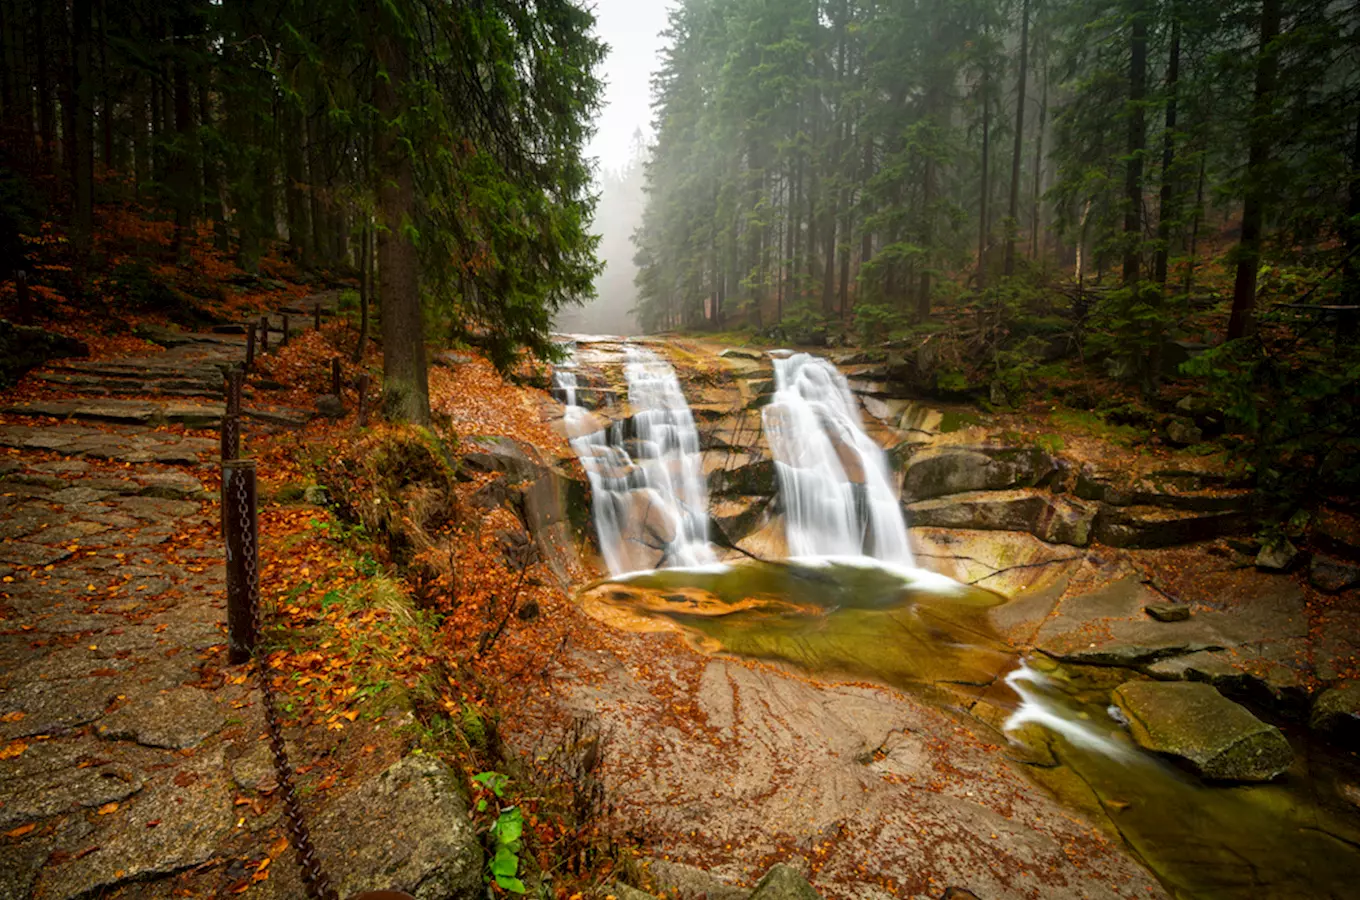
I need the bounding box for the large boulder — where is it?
[901,446,1057,502]
[1094,506,1249,548]
[1112,681,1293,782]
[314,755,483,900]
[1309,682,1360,740]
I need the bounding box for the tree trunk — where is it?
[978,36,991,287]
[374,32,429,425]
[285,103,310,264]
[1003,0,1030,277]
[35,0,54,167]
[1154,11,1181,285]
[1228,0,1282,339]
[354,219,371,363]
[71,0,95,257]
[1122,0,1148,285]
[171,25,195,263]
[97,0,112,170]
[1030,54,1048,261]
[1345,110,1360,306]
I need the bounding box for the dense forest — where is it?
[635,0,1359,336]
[633,0,1360,516]
[0,0,604,422]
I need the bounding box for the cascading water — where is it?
[762,352,914,565]
[556,345,715,575]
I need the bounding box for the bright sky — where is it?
[584,0,672,176]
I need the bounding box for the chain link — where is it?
[236,467,338,900]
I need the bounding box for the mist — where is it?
[554,0,669,337]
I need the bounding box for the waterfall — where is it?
[1003,663,1137,760]
[556,345,716,575]
[762,352,914,565]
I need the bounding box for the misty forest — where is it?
[2,2,1360,900]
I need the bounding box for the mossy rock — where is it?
[1112,681,1292,781]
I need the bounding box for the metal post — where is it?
[223,459,259,665]
[331,357,341,397]
[260,316,270,354]
[225,368,245,416]
[314,302,322,331]
[244,323,255,371]
[282,314,289,346]
[356,374,370,427]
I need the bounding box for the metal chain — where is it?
[237,472,339,900]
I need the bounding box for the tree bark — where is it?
[1122,0,1148,285]
[978,26,991,288]
[71,0,95,256]
[1228,0,1282,339]
[1003,0,1030,277]
[1154,10,1181,285]
[374,31,429,425]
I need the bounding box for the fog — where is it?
[555,0,670,336]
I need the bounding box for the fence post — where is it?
[314,302,322,331]
[356,374,370,427]
[16,270,31,326]
[281,314,289,346]
[331,357,341,397]
[260,316,270,354]
[244,323,255,371]
[223,459,259,665]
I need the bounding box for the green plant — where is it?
[473,772,527,894]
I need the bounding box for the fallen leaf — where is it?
[97,802,119,815]
[4,823,36,839]
[0,740,28,760]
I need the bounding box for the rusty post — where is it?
[314,301,321,331]
[225,367,245,416]
[260,316,270,353]
[330,357,341,397]
[223,459,259,665]
[244,323,255,371]
[356,374,370,427]
[281,314,289,346]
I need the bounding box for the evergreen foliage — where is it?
[0,0,605,420]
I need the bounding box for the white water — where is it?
[556,345,716,575]
[1003,663,1137,760]
[762,352,914,565]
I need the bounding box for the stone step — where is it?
[905,489,1096,547]
[2,398,311,429]
[1094,504,1250,548]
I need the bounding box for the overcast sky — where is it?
[584,0,673,176]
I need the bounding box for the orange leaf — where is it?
[5,823,36,839]
[0,740,28,760]
[96,802,118,815]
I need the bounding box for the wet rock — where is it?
[1256,540,1302,572]
[1145,650,1254,693]
[943,890,982,900]
[35,752,233,900]
[0,540,71,566]
[904,490,1096,547]
[1145,602,1191,622]
[718,348,764,361]
[610,884,662,900]
[461,435,537,482]
[710,496,770,543]
[138,471,205,499]
[95,686,227,749]
[711,458,777,497]
[902,446,1057,502]
[1309,556,1360,593]
[303,484,332,506]
[230,741,278,792]
[749,864,822,900]
[1094,506,1249,548]
[1112,681,1293,781]
[644,859,749,900]
[312,755,482,900]
[316,393,347,419]
[1165,418,1203,446]
[1309,683,1360,739]
[0,738,145,831]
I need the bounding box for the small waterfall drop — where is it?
[762,352,913,565]
[556,345,716,575]
[1003,663,1136,760]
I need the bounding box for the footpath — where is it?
[0,295,478,900]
